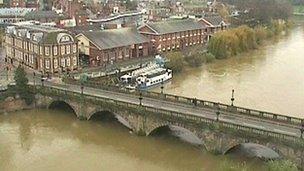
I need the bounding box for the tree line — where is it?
[220,0,293,26]
[207,20,292,59]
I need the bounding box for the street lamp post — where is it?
[6,66,9,81]
[64,71,68,95]
[33,72,36,87]
[161,80,164,94]
[193,98,197,106]
[301,120,304,139]
[41,75,44,87]
[81,83,84,95]
[231,89,235,106]
[139,91,143,106]
[216,103,220,122]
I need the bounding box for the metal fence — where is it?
[66,80,304,126]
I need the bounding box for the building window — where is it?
[40,46,43,55]
[60,36,70,42]
[45,59,50,69]
[73,56,77,66]
[66,45,71,54]
[45,46,50,56]
[29,54,32,64]
[61,58,65,67]
[30,55,34,64]
[24,41,27,50]
[61,46,65,55]
[29,42,33,51]
[54,46,58,56]
[66,57,70,67]
[40,59,43,69]
[73,44,77,53]
[54,59,58,69]
[34,44,38,53]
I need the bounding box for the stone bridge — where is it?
[33,86,304,169]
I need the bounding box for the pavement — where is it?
[3,53,301,139]
[42,80,302,138]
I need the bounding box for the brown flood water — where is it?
[0,109,263,171]
[156,26,304,117]
[1,22,303,171]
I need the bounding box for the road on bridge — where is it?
[39,80,302,138]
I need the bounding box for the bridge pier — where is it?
[33,90,304,169]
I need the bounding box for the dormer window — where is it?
[60,36,71,43]
[26,32,30,39]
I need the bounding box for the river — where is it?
[1,22,303,171]
[156,25,304,117]
[0,109,264,171]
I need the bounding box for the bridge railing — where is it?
[36,85,303,145]
[65,80,303,126]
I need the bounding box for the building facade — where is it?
[76,27,150,67]
[138,19,208,53]
[198,15,229,40]
[4,24,79,75]
[0,8,35,25]
[10,0,26,7]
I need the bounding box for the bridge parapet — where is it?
[65,81,304,126]
[33,85,304,168]
[34,86,303,146]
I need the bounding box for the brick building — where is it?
[54,0,89,26]
[138,19,208,53]
[198,15,228,40]
[4,24,79,75]
[0,8,35,25]
[25,10,62,25]
[76,27,150,67]
[10,0,26,7]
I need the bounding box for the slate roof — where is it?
[143,19,206,35]
[8,24,74,44]
[79,27,150,50]
[25,10,62,20]
[203,16,226,26]
[0,8,35,17]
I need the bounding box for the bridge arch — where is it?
[87,109,135,130]
[48,100,79,118]
[224,143,282,160]
[147,123,207,149]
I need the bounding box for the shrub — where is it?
[185,53,204,67]
[165,51,184,73]
[205,53,216,63]
[254,26,268,44]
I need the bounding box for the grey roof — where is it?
[203,16,226,26]
[80,27,150,50]
[7,24,74,44]
[25,10,62,20]
[144,19,206,35]
[0,8,35,17]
